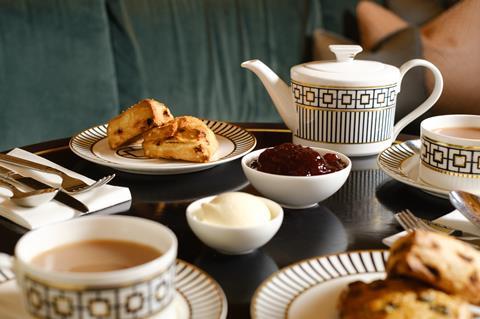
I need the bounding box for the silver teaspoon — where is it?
[0,177,58,207]
[449,190,480,228]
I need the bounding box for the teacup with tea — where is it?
[0,215,177,319]
[419,114,480,193]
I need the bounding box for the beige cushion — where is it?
[356,0,480,115]
[422,0,480,115]
[356,1,408,50]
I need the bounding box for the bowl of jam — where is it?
[241,143,351,209]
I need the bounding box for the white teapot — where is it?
[242,45,443,156]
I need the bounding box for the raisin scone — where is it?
[143,116,218,163]
[339,279,472,319]
[107,99,173,149]
[387,230,480,305]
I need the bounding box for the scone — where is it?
[339,279,472,319]
[143,116,218,163]
[107,99,173,149]
[387,230,480,305]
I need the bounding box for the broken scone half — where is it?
[107,99,173,149]
[143,116,219,163]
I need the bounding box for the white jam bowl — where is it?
[241,147,351,209]
[186,195,283,255]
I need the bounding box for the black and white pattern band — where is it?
[295,105,395,144]
[291,81,397,110]
[24,264,176,319]
[291,81,398,144]
[421,136,480,177]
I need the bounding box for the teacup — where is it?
[0,215,177,319]
[419,115,480,193]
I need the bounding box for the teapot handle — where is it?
[392,59,443,140]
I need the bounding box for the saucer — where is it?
[0,260,227,319]
[70,120,256,175]
[377,140,449,198]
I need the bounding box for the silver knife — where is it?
[0,165,89,213]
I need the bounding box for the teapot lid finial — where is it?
[329,45,363,62]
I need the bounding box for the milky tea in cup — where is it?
[6,216,178,319]
[419,115,480,193]
[31,239,162,272]
[432,127,480,140]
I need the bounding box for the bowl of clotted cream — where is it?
[186,192,283,255]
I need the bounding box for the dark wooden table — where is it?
[0,123,453,318]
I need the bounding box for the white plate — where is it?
[0,260,228,319]
[377,140,449,198]
[69,120,256,175]
[251,250,388,319]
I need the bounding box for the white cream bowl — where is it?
[186,195,283,255]
[241,147,352,209]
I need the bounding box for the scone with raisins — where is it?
[387,230,480,305]
[339,279,472,319]
[107,99,173,149]
[143,116,218,163]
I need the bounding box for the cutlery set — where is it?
[395,209,480,248]
[0,153,115,211]
[0,176,58,207]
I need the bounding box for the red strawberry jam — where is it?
[250,143,347,176]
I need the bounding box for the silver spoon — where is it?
[0,178,58,207]
[449,190,480,228]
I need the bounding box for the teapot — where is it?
[241,45,443,156]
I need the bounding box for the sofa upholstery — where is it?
[0,0,374,151]
[0,0,119,151]
[119,0,320,122]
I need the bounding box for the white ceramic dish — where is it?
[242,45,443,156]
[0,260,227,319]
[377,139,449,198]
[186,195,283,255]
[69,120,256,175]
[251,250,387,319]
[241,147,351,208]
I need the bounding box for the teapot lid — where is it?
[291,45,399,86]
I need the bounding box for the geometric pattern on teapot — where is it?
[291,81,397,109]
[295,105,395,144]
[291,82,399,144]
[23,263,176,319]
[421,136,480,176]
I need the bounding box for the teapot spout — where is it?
[241,60,296,129]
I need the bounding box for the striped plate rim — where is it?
[251,250,388,319]
[69,120,256,174]
[176,259,228,319]
[0,259,227,319]
[377,140,448,197]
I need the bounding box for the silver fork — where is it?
[0,153,115,194]
[395,209,480,247]
[60,174,115,194]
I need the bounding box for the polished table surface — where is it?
[0,123,454,318]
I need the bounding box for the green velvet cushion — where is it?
[106,0,148,108]
[0,0,118,151]
[114,0,322,122]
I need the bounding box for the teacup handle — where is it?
[392,59,443,140]
[0,252,13,271]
